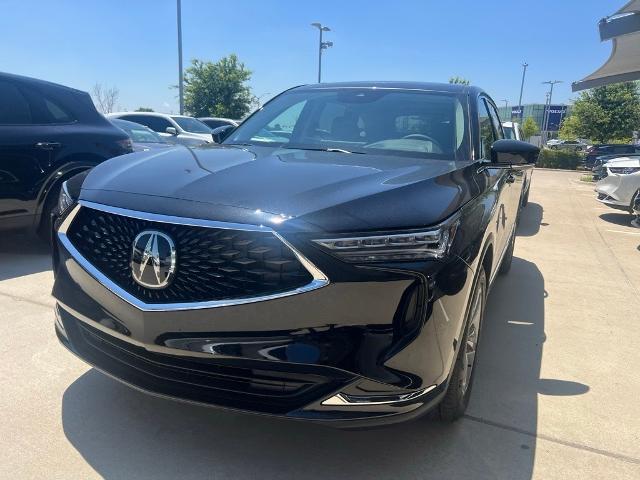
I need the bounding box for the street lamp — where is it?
[517,62,528,121]
[501,99,509,109]
[311,23,332,83]
[541,80,563,143]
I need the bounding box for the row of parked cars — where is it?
[0,71,239,240]
[546,140,640,224]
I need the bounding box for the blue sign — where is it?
[544,105,567,131]
[511,107,522,118]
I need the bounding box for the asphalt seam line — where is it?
[0,290,53,309]
[463,415,640,465]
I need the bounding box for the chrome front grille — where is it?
[60,202,327,309]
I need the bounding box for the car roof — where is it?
[110,112,200,119]
[110,118,153,130]
[502,121,519,127]
[0,71,87,96]
[199,117,237,122]
[293,81,482,95]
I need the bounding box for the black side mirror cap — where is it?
[490,139,539,165]
[211,125,235,143]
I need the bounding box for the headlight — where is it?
[57,181,75,216]
[313,221,459,263]
[609,167,640,175]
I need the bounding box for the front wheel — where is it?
[439,268,487,422]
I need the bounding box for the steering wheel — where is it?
[402,134,443,152]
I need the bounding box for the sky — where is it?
[0,0,624,113]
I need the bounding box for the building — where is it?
[497,104,572,136]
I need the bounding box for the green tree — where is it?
[558,114,580,140]
[448,76,470,85]
[522,116,539,140]
[183,54,253,118]
[567,82,640,143]
[135,107,154,112]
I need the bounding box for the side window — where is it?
[477,97,495,159]
[124,115,171,133]
[43,98,74,123]
[485,100,504,140]
[0,81,32,124]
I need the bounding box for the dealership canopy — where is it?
[573,0,640,92]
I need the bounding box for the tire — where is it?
[439,268,487,422]
[629,189,640,214]
[498,228,516,275]
[36,184,61,245]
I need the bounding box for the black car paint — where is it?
[0,72,132,232]
[52,82,534,427]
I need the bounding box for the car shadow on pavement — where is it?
[599,212,634,227]
[516,202,543,237]
[0,231,51,281]
[59,255,586,479]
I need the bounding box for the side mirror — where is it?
[211,125,235,143]
[165,127,178,135]
[491,139,539,165]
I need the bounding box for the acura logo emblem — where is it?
[131,230,176,289]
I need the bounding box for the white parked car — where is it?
[502,121,524,140]
[595,156,640,213]
[108,112,213,146]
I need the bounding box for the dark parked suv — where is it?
[52,82,537,427]
[0,72,132,238]
[585,144,640,168]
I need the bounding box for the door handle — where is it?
[506,174,516,184]
[35,142,62,151]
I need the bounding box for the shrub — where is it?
[536,148,583,170]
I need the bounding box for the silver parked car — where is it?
[108,112,213,146]
[595,156,640,213]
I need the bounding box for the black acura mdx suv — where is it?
[52,82,537,427]
[0,72,132,239]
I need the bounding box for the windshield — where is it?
[113,120,167,143]
[503,125,515,139]
[225,88,469,160]
[171,116,212,133]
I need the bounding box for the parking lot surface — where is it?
[0,169,639,479]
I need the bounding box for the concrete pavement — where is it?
[0,169,638,479]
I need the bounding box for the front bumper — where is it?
[596,173,640,211]
[52,207,463,427]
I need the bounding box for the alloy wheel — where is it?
[460,279,484,395]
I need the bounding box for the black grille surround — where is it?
[66,206,314,304]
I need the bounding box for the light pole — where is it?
[517,62,528,121]
[541,80,562,143]
[501,99,509,109]
[177,0,184,114]
[311,23,332,83]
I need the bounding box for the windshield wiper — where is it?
[281,145,365,154]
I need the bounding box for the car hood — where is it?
[80,145,480,232]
